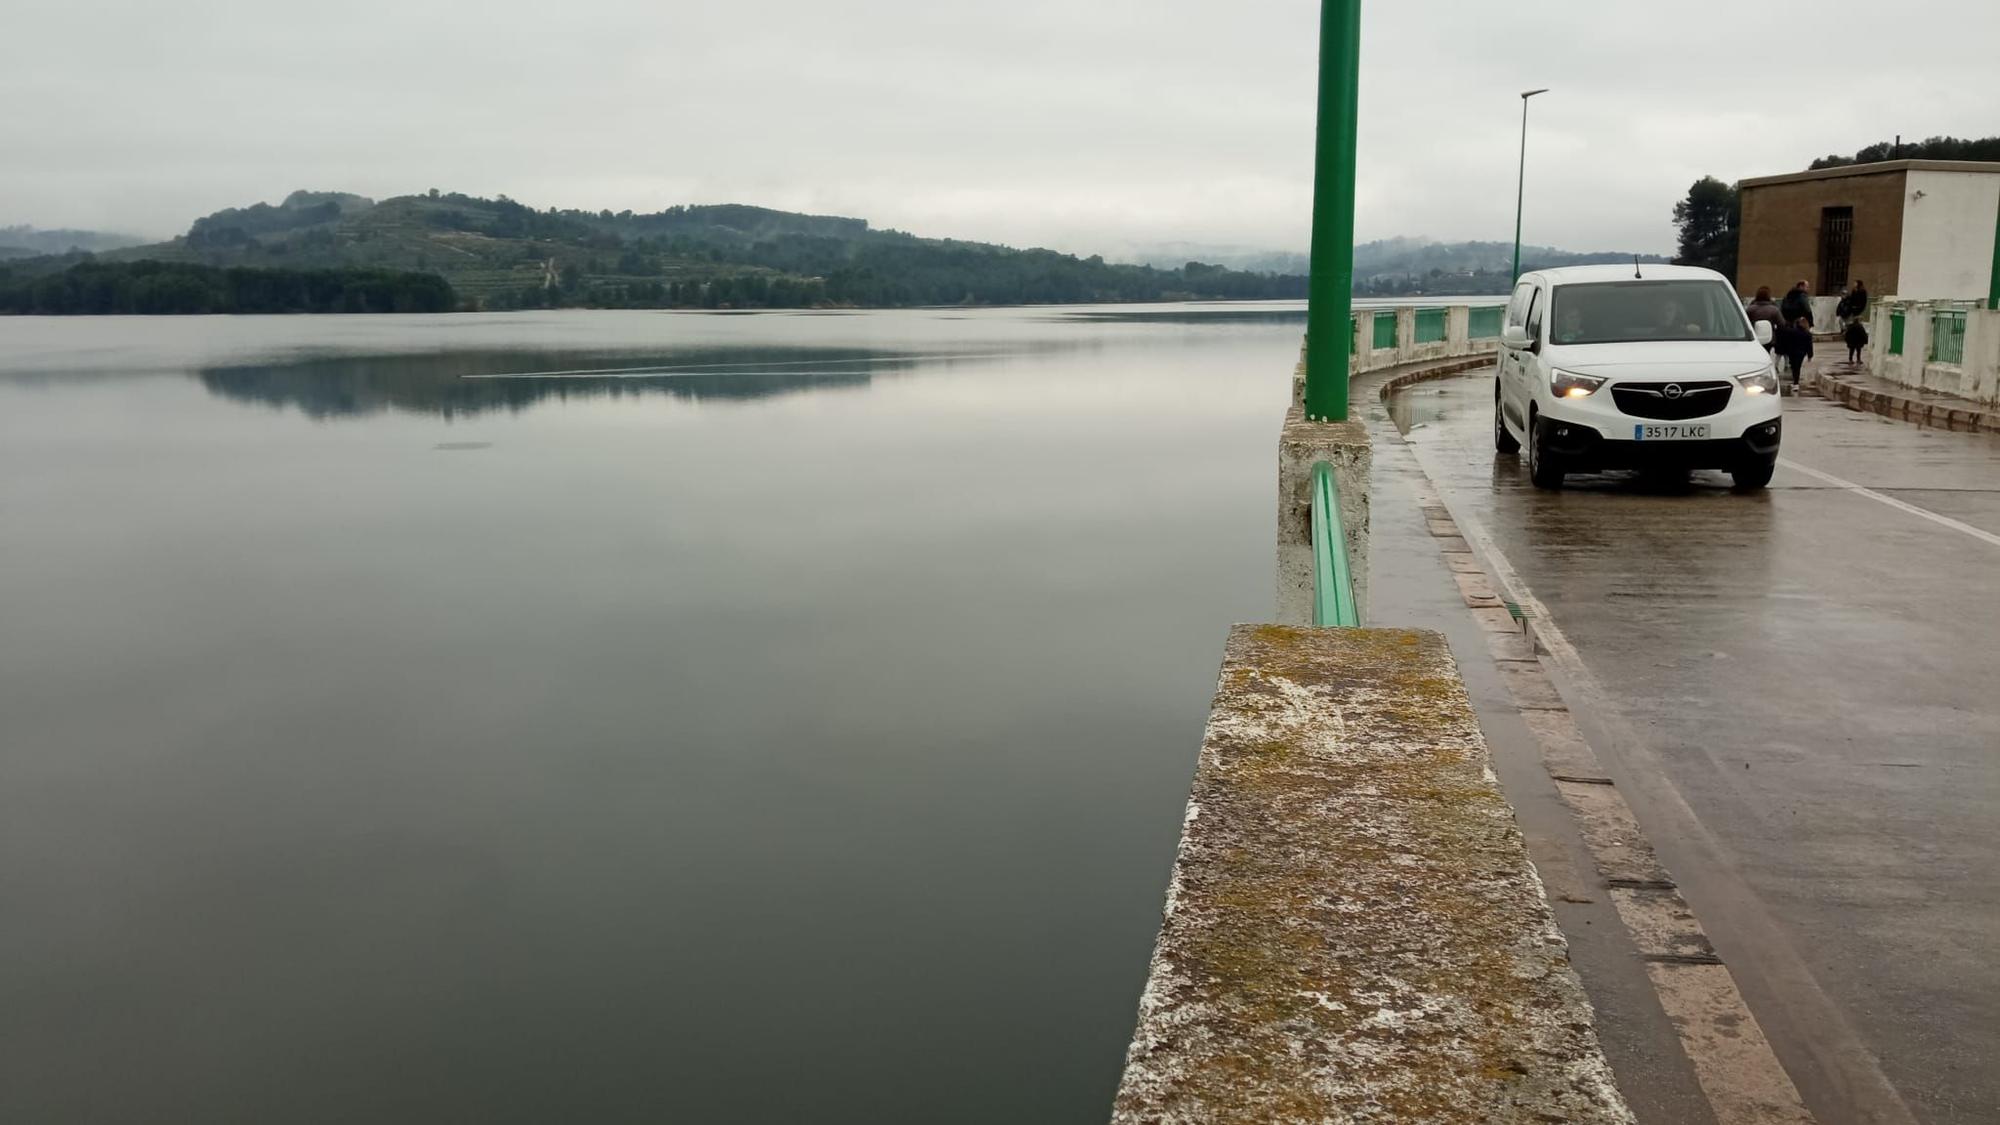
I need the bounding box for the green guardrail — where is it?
[1888,311,1905,355]
[1311,461,1360,628]
[1414,307,1447,344]
[1371,313,1397,350]
[1931,310,1967,364]
[1468,306,1503,339]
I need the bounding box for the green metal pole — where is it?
[1510,89,1546,283]
[1988,188,2000,311]
[1303,0,1360,423]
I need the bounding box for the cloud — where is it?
[3,0,1994,256]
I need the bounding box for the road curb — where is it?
[1374,355,1496,401]
[1811,370,2000,433]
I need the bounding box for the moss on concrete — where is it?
[1111,625,1631,1124]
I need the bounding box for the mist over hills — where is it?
[0,224,149,258]
[1125,236,1669,295]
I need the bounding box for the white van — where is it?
[1494,264,1783,490]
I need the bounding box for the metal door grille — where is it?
[1818,206,1853,294]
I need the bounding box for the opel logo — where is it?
[1663,383,1684,399]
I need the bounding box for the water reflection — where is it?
[196,346,936,418]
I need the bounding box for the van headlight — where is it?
[1735,366,1780,396]
[1550,369,1606,398]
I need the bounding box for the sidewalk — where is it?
[1807,359,2000,433]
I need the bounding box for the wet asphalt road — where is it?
[1389,373,2000,1125]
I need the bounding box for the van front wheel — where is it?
[1528,413,1566,490]
[1733,454,1777,491]
[1494,390,1520,454]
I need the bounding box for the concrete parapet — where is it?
[1110,626,1631,1124]
[1446,305,1471,354]
[1277,407,1369,625]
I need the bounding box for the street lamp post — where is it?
[1303,0,1363,423]
[1510,88,1548,284]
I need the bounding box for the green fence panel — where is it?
[1888,311,1904,355]
[1414,307,1447,344]
[1371,313,1397,350]
[1467,306,1503,339]
[1930,310,1966,364]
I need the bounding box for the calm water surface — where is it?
[0,305,1304,1123]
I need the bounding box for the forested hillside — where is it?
[0,260,455,314]
[60,189,1306,310]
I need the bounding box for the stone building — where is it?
[1736,159,2000,300]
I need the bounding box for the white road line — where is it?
[1780,457,2000,548]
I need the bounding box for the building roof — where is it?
[1740,159,2000,189]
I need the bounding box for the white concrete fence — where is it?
[1865,298,2000,405]
[1348,303,1504,373]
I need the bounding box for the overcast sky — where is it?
[5,0,1996,257]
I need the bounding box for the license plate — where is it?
[1633,423,1710,440]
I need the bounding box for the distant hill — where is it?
[64,189,1305,310]
[1350,238,1668,296]
[1131,237,1667,296]
[0,224,149,257]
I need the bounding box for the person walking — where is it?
[1836,279,1870,324]
[1780,280,1814,328]
[1772,316,1814,390]
[1746,286,1783,340]
[1844,317,1869,364]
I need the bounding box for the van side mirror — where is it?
[1501,324,1531,350]
[1753,320,1774,345]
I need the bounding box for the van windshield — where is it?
[1549,280,1752,345]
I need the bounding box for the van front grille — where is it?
[1611,380,1733,419]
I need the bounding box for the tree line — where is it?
[1810,135,2000,170]
[0,261,457,315]
[474,247,1305,311]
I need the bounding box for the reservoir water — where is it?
[0,304,1317,1123]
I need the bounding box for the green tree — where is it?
[1672,177,1739,277]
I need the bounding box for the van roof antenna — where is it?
[1634,255,1643,279]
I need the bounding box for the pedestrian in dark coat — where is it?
[1836,280,1870,323]
[1780,280,1814,328]
[1772,317,1814,387]
[1844,318,1869,364]
[1746,286,1784,335]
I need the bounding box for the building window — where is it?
[1818,206,1853,293]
